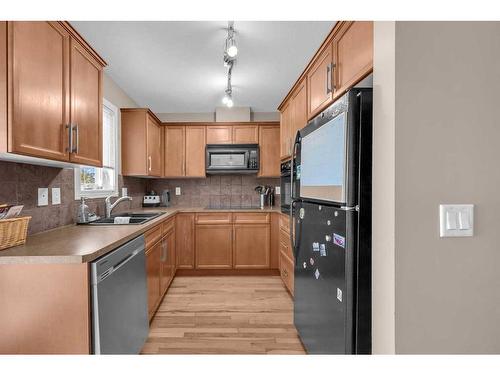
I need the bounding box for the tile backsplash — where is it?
[148,175,280,209]
[0,161,146,235]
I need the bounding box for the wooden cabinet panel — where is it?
[280,102,292,159]
[145,224,162,249]
[162,217,175,235]
[335,21,373,95]
[69,39,102,167]
[146,241,161,318]
[160,228,175,295]
[232,125,258,144]
[206,125,232,144]
[307,41,334,117]
[233,212,270,224]
[279,229,293,260]
[279,250,294,296]
[195,224,233,269]
[291,79,307,140]
[176,213,195,269]
[233,224,270,269]
[279,213,290,234]
[195,212,232,225]
[147,115,162,176]
[185,126,206,177]
[258,125,280,177]
[164,126,185,177]
[9,21,70,161]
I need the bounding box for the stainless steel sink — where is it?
[85,212,165,225]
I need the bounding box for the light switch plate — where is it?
[175,187,181,196]
[122,187,128,197]
[38,188,49,206]
[51,187,61,205]
[440,204,474,237]
[275,186,281,195]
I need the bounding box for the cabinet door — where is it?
[160,229,176,295]
[279,250,294,296]
[146,241,161,318]
[258,125,280,177]
[69,39,102,167]
[185,126,206,177]
[291,79,307,139]
[9,21,70,161]
[164,126,185,177]
[206,125,232,144]
[176,213,195,269]
[232,125,258,144]
[280,102,292,159]
[195,224,233,269]
[307,41,334,117]
[335,21,373,95]
[147,115,162,176]
[233,224,270,269]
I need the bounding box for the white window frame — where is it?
[74,98,120,200]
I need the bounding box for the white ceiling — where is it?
[71,21,335,113]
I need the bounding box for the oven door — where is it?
[280,172,291,213]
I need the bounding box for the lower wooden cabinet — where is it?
[278,219,294,297]
[195,224,233,269]
[160,228,176,295]
[233,224,270,269]
[176,213,195,269]
[145,240,161,318]
[279,250,294,297]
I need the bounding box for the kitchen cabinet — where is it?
[0,21,106,166]
[146,240,161,319]
[280,101,292,159]
[258,125,280,177]
[232,124,259,144]
[335,21,373,95]
[279,248,294,297]
[121,108,162,177]
[280,79,307,160]
[185,126,206,177]
[278,213,294,296]
[195,224,233,269]
[233,224,270,269]
[206,125,232,144]
[164,125,185,177]
[307,41,334,118]
[176,213,195,269]
[160,226,176,295]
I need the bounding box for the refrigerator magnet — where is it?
[312,242,320,252]
[319,244,327,256]
[333,233,345,248]
[314,269,320,280]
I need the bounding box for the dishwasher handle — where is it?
[97,248,142,283]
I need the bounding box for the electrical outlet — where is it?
[51,187,61,205]
[38,188,49,206]
[275,186,281,195]
[122,187,128,197]
[175,187,181,196]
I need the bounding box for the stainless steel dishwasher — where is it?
[90,235,149,354]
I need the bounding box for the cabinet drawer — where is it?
[195,212,232,224]
[145,224,162,248]
[279,250,294,297]
[162,217,175,235]
[279,230,293,260]
[233,212,270,224]
[279,214,290,234]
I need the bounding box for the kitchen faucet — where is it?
[105,195,133,218]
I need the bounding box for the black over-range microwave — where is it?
[205,144,259,174]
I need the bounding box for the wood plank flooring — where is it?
[141,276,305,354]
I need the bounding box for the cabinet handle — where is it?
[73,124,79,154]
[148,156,152,172]
[66,124,73,153]
[327,62,336,94]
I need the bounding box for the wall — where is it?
[149,175,280,209]
[390,22,500,353]
[371,21,396,355]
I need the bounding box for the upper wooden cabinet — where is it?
[280,101,292,159]
[307,41,334,118]
[232,124,259,144]
[206,125,232,144]
[258,125,280,177]
[280,79,307,160]
[185,126,206,177]
[0,21,106,166]
[121,108,162,177]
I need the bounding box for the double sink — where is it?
[87,212,165,225]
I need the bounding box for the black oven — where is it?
[280,159,298,214]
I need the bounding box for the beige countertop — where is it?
[0,207,282,265]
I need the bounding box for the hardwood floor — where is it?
[141,276,306,354]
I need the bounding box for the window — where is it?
[74,99,119,199]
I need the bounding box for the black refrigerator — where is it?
[291,88,372,354]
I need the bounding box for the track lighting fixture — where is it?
[221,21,238,108]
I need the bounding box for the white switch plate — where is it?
[440,204,474,237]
[51,187,61,205]
[175,187,181,196]
[38,188,49,206]
[275,186,281,195]
[122,187,128,197]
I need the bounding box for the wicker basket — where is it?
[0,216,31,251]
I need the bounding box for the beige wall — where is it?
[103,73,138,108]
[390,22,500,353]
[372,21,396,354]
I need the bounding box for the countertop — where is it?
[0,207,282,265]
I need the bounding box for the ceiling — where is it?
[71,21,335,113]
